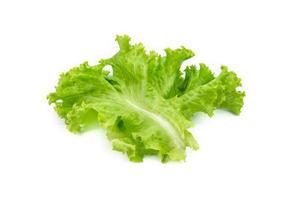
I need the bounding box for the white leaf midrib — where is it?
[126,100,184,148]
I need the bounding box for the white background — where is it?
[1,0,299,199]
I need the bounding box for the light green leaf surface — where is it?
[48,35,245,162]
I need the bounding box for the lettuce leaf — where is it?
[48,35,245,162]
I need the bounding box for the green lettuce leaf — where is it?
[48,35,245,162]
